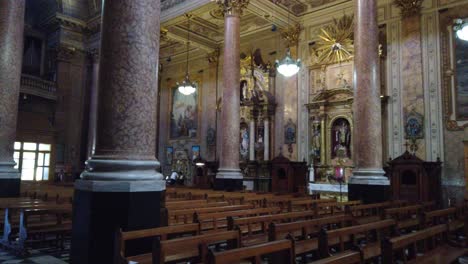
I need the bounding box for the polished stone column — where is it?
[264,118,269,161]
[249,119,255,161]
[72,0,165,263]
[86,51,99,159]
[348,0,389,203]
[0,0,25,197]
[215,0,249,191]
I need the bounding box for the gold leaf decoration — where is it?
[393,0,423,18]
[314,14,354,64]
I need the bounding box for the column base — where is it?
[71,180,166,264]
[348,183,390,204]
[215,168,243,191]
[0,162,20,197]
[348,168,390,204]
[214,178,243,191]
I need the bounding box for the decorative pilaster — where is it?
[264,118,270,161]
[0,0,25,197]
[87,50,99,159]
[214,0,249,190]
[249,119,255,161]
[348,0,390,203]
[71,1,165,263]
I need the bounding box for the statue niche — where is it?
[331,118,351,159]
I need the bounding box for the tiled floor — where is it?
[0,241,69,264]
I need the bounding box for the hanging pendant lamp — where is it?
[454,18,468,41]
[177,14,196,95]
[275,6,301,77]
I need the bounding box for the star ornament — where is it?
[315,14,354,64]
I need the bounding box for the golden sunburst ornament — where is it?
[314,14,354,64]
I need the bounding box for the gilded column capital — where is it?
[215,0,249,17]
[281,23,302,47]
[393,0,423,18]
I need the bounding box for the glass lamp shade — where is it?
[456,23,468,41]
[177,74,196,95]
[275,49,301,77]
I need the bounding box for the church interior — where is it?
[1,0,468,263]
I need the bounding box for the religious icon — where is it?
[206,127,216,146]
[405,111,424,139]
[240,80,248,102]
[284,119,296,144]
[311,121,321,158]
[331,118,351,159]
[191,145,200,161]
[240,123,249,160]
[166,147,173,165]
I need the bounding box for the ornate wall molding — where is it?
[386,20,404,159]
[421,12,443,161]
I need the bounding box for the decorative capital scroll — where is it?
[214,0,250,17]
[281,23,302,47]
[207,48,221,64]
[393,0,423,18]
[160,27,169,42]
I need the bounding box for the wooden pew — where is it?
[384,204,424,232]
[423,207,467,244]
[168,203,247,225]
[150,230,241,264]
[269,215,355,260]
[115,223,200,263]
[208,239,295,264]
[165,199,209,210]
[310,250,362,264]
[195,207,281,232]
[345,200,406,225]
[318,219,396,261]
[228,209,317,246]
[287,198,337,213]
[381,224,468,264]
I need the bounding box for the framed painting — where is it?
[191,145,200,161]
[169,84,199,139]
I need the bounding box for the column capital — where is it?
[215,0,249,17]
[393,0,423,18]
[281,23,302,47]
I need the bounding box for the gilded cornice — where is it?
[214,0,250,16]
[393,0,423,18]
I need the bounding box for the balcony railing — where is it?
[20,74,57,100]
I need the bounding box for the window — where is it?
[14,142,51,181]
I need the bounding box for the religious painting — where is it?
[169,86,199,139]
[284,119,296,144]
[166,146,173,165]
[240,121,249,161]
[331,118,351,159]
[191,145,200,161]
[206,127,216,146]
[454,29,468,120]
[404,111,424,139]
[325,62,353,90]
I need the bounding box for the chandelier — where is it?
[454,18,468,41]
[177,14,196,95]
[275,6,301,77]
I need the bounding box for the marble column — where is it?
[0,0,25,198]
[86,51,99,159]
[71,0,165,263]
[249,119,255,161]
[264,118,270,161]
[348,0,390,203]
[215,0,249,191]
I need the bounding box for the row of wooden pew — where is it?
[115,187,468,263]
[0,195,72,254]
